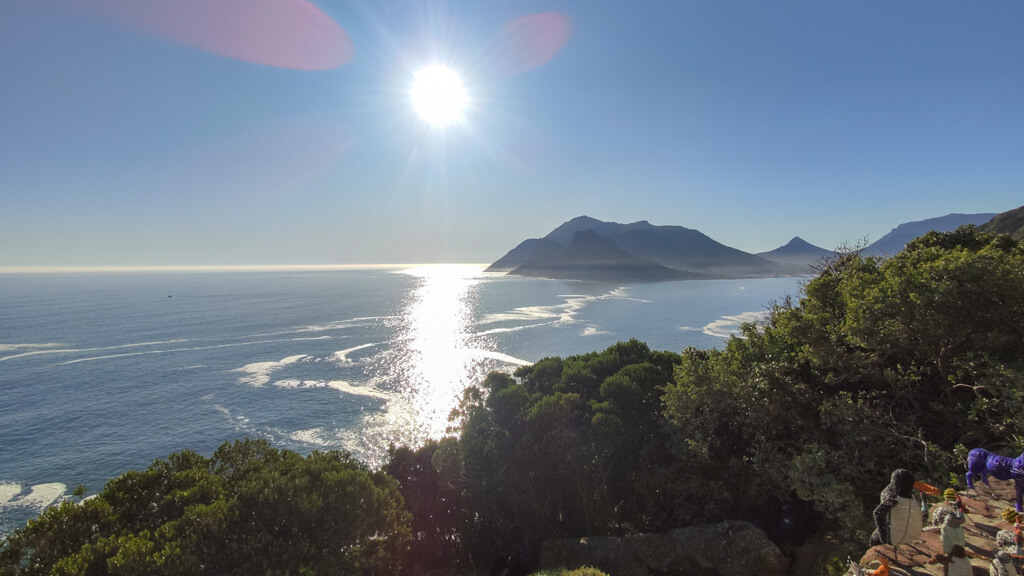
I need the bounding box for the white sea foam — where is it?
[608,287,649,302]
[482,305,565,323]
[271,377,391,400]
[481,287,644,327]
[484,301,575,324]
[56,338,316,366]
[0,343,63,352]
[213,405,256,437]
[0,483,66,510]
[289,428,332,447]
[0,483,22,504]
[273,378,305,388]
[250,317,387,339]
[325,380,391,399]
[0,339,188,363]
[474,321,558,337]
[469,349,533,366]
[58,350,163,365]
[700,311,768,338]
[232,354,308,386]
[331,343,379,365]
[20,483,66,509]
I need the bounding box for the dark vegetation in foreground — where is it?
[3,226,1024,575]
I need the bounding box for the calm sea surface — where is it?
[0,266,803,535]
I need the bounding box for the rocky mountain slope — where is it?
[979,205,1024,241]
[864,213,998,256]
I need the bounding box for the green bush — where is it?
[0,439,411,576]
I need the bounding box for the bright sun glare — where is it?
[411,65,469,127]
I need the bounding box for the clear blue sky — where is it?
[2,0,1022,267]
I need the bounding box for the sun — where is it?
[410,65,469,127]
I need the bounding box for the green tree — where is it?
[383,438,472,571]
[1,439,410,576]
[663,227,1024,539]
[451,340,681,564]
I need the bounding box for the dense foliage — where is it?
[0,439,410,575]
[451,340,681,562]
[4,226,1023,575]
[663,226,1024,535]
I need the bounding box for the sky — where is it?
[2,0,1022,267]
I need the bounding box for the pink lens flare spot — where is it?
[87,0,353,70]
[497,12,572,75]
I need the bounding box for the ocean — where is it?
[0,265,803,536]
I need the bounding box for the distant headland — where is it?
[486,211,1011,282]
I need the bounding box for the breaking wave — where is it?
[699,311,768,338]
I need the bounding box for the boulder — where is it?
[538,520,788,576]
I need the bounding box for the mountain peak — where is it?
[507,228,697,281]
[783,237,814,249]
[752,237,833,273]
[492,216,782,281]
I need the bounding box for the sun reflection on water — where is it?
[376,264,487,447]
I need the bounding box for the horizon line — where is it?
[0,263,491,274]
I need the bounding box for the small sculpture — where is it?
[941,512,966,554]
[990,550,1019,576]
[934,544,974,576]
[870,469,923,547]
[932,487,967,527]
[996,508,1024,556]
[966,448,1024,512]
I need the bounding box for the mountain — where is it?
[864,213,998,256]
[757,237,835,274]
[489,211,1014,283]
[488,216,784,281]
[487,238,548,271]
[509,230,699,282]
[978,204,1024,241]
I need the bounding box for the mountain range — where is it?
[487,206,1024,281]
[863,213,998,256]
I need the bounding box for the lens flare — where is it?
[84,0,353,70]
[496,12,572,75]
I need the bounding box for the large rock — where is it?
[538,520,788,576]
